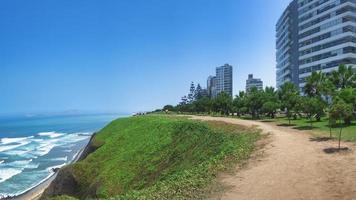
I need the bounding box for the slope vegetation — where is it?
[44,116,259,199]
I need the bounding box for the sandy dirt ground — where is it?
[191,116,356,200]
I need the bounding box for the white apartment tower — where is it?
[277,0,356,90]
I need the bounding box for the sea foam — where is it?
[0,168,22,183]
[38,132,64,138]
[0,131,91,197]
[0,141,31,153]
[50,156,68,162]
[0,137,33,145]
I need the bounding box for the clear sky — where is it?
[0,0,291,115]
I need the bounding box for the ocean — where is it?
[0,113,123,198]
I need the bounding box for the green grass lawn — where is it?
[52,115,260,200]
[259,117,356,141]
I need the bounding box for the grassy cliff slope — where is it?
[46,116,259,199]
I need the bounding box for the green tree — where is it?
[180,96,188,105]
[245,87,264,119]
[304,71,327,98]
[301,97,326,128]
[262,87,279,118]
[330,99,353,149]
[194,84,203,100]
[278,82,300,124]
[193,96,212,113]
[212,92,232,115]
[187,82,196,103]
[262,102,279,118]
[163,105,175,112]
[329,65,356,89]
[232,91,247,116]
[337,87,356,115]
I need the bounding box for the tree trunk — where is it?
[329,119,332,138]
[338,122,343,150]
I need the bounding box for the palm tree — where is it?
[330,65,355,90]
[304,71,327,98]
[264,86,277,98]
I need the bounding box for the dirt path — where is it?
[190,116,356,200]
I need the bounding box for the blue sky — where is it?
[0,0,290,114]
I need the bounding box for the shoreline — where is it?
[11,145,87,200]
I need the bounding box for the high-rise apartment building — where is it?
[276,0,300,88]
[216,64,233,97]
[246,74,264,92]
[206,64,233,98]
[207,76,216,97]
[276,0,356,90]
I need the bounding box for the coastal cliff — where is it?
[41,133,100,199]
[40,116,259,200]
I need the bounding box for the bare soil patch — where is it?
[190,116,356,200]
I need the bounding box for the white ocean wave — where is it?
[0,168,22,183]
[0,136,33,145]
[38,132,65,138]
[25,162,40,169]
[0,159,39,185]
[31,138,44,142]
[3,149,31,156]
[33,142,56,157]
[78,132,92,136]
[6,159,33,167]
[0,141,31,153]
[58,133,90,145]
[51,156,68,162]
[0,131,90,158]
[0,131,91,197]
[4,159,38,169]
[0,169,55,198]
[7,169,56,198]
[2,132,89,158]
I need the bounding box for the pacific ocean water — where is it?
[0,113,123,198]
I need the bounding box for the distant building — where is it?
[201,89,209,98]
[215,64,233,97]
[207,76,218,98]
[207,76,215,97]
[246,74,263,92]
[206,64,233,98]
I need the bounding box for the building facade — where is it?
[276,0,356,90]
[276,0,300,88]
[206,64,233,98]
[216,64,233,97]
[246,74,263,92]
[207,76,215,97]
